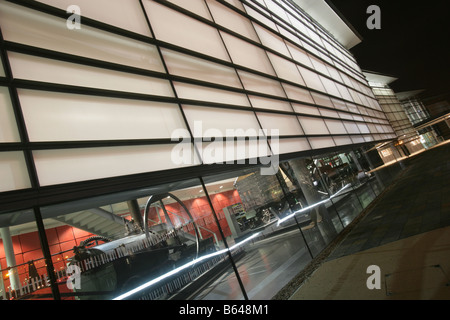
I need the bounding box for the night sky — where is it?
[326,0,450,98]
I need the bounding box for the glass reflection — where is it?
[0,210,48,300]
[199,168,312,300]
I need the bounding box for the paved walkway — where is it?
[286,140,450,300]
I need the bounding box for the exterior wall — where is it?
[371,86,415,138]
[0,0,395,199]
[0,0,401,301]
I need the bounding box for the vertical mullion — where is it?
[138,0,203,166]
[0,27,40,189]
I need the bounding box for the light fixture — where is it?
[219,185,223,189]
[113,232,261,300]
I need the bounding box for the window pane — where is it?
[277,138,311,154]
[0,86,20,143]
[206,0,259,42]
[202,168,312,299]
[33,144,197,186]
[308,137,335,149]
[0,152,31,192]
[267,53,305,85]
[221,32,275,76]
[182,105,261,138]
[0,210,49,299]
[254,24,290,57]
[168,0,213,19]
[238,71,287,98]
[38,178,243,300]
[8,52,174,97]
[297,66,325,92]
[18,90,187,142]
[325,119,347,134]
[0,2,164,72]
[174,82,250,107]
[293,103,321,116]
[161,49,242,89]
[282,83,314,104]
[143,1,230,61]
[257,112,304,136]
[298,117,329,135]
[248,95,293,112]
[35,0,152,36]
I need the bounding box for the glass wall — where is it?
[0,143,405,300]
[0,209,53,300]
[0,0,403,301]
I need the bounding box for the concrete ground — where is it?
[286,140,450,300]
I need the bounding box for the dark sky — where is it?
[326,0,450,98]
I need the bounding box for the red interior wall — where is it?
[0,189,242,289]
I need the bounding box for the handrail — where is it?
[152,203,220,247]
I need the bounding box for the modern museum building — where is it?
[0,0,404,300]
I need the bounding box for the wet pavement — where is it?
[286,140,450,299]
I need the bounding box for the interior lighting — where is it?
[113,232,261,300]
[277,183,351,226]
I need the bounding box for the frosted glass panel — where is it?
[221,32,275,76]
[292,104,320,116]
[324,119,347,134]
[267,53,305,85]
[308,137,335,149]
[174,82,250,107]
[168,0,212,19]
[282,84,314,104]
[254,25,290,57]
[8,52,174,97]
[332,98,349,111]
[194,138,271,164]
[320,76,341,98]
[36,0,152,36]
[33,145,196,186]
[161,49,242,89]
[357,123,371,134]
[143,1,230,61]
[298,66,325,92]
[19,90,188,141]
[206,0,259,41]
[286,43,313,68]
[319,108,339,118]
[248,95,293,112]
[311,93,334,108]
[309,56,330,76]
[298,117,329,135]
[182,105,261,138]
[351,136,365,144]
[0,86,21,142]
[244,5,277,31]
[333,136,353,146]
[343,122,361,134]
[0,2,164,72]
[277,138,310,154]
[238,71,286,98]
[256,113,303,136]
[0,152,31,192]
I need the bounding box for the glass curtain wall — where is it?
[0,144,403,300]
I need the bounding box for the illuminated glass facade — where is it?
[0,0,400,300]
